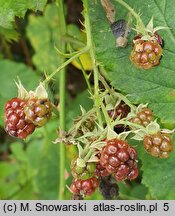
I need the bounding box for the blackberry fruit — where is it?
[24,98,53,127]
[100,139,138,181]
[95,162,109,177]
[144,132,173,158]
[70,177,99,196]
[4,98,35,139]
[130,37,163,69]
[108,101,130,121]
[130,107,153,127]
[99,176,119,200]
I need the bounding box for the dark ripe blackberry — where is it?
[154,32,164,48]
[4,98,35,139]
[72,194,83,200]
[108,101,130,133]
[144,132,173,158]
[100,139,138,181]
[70,177,99,196]
[99,176,119,200]
[108,101,131,121]
[130,107,153,127]
[71,159,96,180]
[24,98,53,127]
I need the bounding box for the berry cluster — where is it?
[69,137,139,199]
[130,107,153,127]
[144,132,173,158]
[4,83,53,139]
[24,98,52,127]
[108,101,130,122]
[130,35,163,69]
[4,98,35,139]
[100,139,138,181]
[70,177,99,196]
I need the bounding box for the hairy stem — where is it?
[116,0,146,35]
[56,0,66,200]
[83,0,103,127]
[43,47,89,85]
[76,57,93,93]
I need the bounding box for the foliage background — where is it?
[0,0,175,200]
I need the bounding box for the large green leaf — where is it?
[0,0,47,40]
[88,0,175,200]
[0,60,39,126]
[0,0,47,29]
[27,4,61,74]
[88,0,175,126]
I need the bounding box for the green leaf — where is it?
[87,0,175,199]
[10,143,28,162]
[0,0,47,40]
[0,60,39,126]
[0,162,20,199]
[27,4,62,74]
[31,120,60,199]
[118,182,148,200]
[88,0,175,127]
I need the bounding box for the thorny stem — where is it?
[100,100,112,127]
[76,57,93,93]
[63,35,85,47]
[83,0,103,127]
[116,0,147,35]
[67,43,93,94]
[57,0,66,200]
[43,46,89,85]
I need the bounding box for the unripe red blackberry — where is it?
[100,139,138,181]
[71,159,96,180]
[24,98,53,127]
[4,98,35,139]
[144,132,173,158]
[70,177,99,196]
[95,162,110,177]
[130,107,153,127]
[130,38,163,69]
[108,101,130,121]
[95,152,109,177]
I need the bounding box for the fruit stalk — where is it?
[116,0,146,35]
